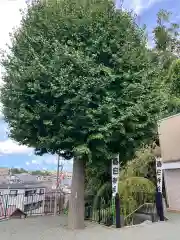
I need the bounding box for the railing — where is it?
[0,190,165,226]
[120,191,156,226]
[85,191,164,228]
[85,195,117,227]
[123,202,156,226]
[85,197,116,226]
[0,191,65,219]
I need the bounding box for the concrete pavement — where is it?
[0,214,179,240]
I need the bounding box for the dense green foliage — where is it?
[11,168,28,174]
[153,10,180,56]
[167,59,180,112]
[119,146,156,184]
[31,170,51,176]
[85,160,111,198]
[86,9,180,200]
[1,0,166,165]
[152,9,180,115]
[89,147,156,217]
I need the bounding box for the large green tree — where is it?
[167,59,180,113]
[154,10,180,52]
[1,0,165,229]
[153,9,180,67]
[152,9,180,115]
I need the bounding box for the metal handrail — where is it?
[124,202,155,221]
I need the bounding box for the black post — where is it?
[155,191,164,221]
[115,193,121,228]
[85,203,91,220]
[98,196,101,224]
[4,194,9,218]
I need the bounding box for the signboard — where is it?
[156,157,163,193]
[112,155,120,197]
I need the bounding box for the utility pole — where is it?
[56,155,60,190]
[54,155,64,215]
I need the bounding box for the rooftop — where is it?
[13,173,38,182]
[0,181,47,189]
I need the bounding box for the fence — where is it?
[0,191,65,219]
[85,191,165,228]
[0,190,165,226]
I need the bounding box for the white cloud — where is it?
[31,157,46,166]
[44,156,58,165]
[122,0,164,15]
[42,155,70,166]
[0,0,27,117]
[31,159,38,164]
[0,121,8,140]
[28,152,34,157]
[23,154,73,171]
[0,0,26,51]
[68,158,73,165]
[0,139,32,154]
[30,154,72,167]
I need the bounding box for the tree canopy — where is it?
[151,9,180,116]
[1,0,165,162]
[153,9,180,55]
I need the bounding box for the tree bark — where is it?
[68,158,85,229]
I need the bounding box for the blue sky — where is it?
[0,0,179,171]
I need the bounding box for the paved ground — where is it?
[0,213,180,240]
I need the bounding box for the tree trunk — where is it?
[68,158,85,229]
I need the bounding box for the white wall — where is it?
[0,189,24,210]
[164,169,180,210]
[163,161,180,170]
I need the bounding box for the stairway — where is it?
[124,203,159,226]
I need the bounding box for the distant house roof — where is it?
[13,173,38,183]
[0,181,47,190]
[0,176,9,184]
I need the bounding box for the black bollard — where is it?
[115,193,121,228]
[155,191,165,221]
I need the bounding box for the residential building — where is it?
[8,173,53,184]
[0,182,46,218]
[62,172,72,187]
[36,175,52,181]
[158,113,180,212]
[65,172,72,180]
[0,176,8,184]
[42,172,72,188]
[0,168,9,177]
[8,173,37,184]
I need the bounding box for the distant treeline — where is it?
[11,168,51,176]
